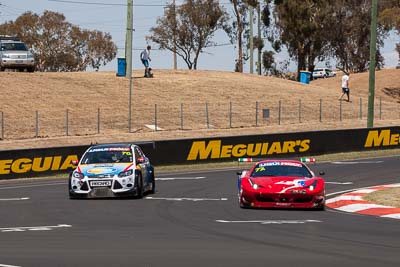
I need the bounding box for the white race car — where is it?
[69,143,155,199]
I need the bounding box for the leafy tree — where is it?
[0,10,117,71]
[148,0,228,70]
[229,0,251,72]
[379,2,400,60]
[322,0,391,73]
[265,0,330,80]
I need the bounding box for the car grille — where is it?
[255,194,313,203]
[10,55,27,59]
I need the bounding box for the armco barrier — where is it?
[0,126,399,179]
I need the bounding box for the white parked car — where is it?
[312,68,336,79]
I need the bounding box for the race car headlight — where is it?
[118,169,133,178]
[252,183,259,190]
[308,180,318,191]
[72,171,84,179]
[2,54,10,58]
[27,53,34,59]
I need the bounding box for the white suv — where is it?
[0,36,35,72]
[312,68,336,79]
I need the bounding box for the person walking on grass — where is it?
[140,45,152,77]
[340,71,350,102]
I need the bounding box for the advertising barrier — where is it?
[0,126,399,179]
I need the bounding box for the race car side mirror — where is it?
[319,171,325,176]
[72,160,79,166]
[236,171,243,176]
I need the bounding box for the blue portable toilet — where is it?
[299,71,311,84]
[117,57,126,77]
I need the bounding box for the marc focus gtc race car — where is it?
[69,143,155,199]
[237,158,325,209]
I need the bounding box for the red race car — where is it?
[237,158,325,210]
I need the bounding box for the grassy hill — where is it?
[0,69,399,150]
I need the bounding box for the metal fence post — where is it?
[206,102,209,129]
[339,99,342,121]
[180,103,184,130]
[35,110,39,138]
[379,97,382,120]
[66,109,69,136]
[298,99,302,123]
[255,101,258,127]
[278,100,281,125]
[229,102,232,128]
[154,104,158,131]
[1,111,4,140]
[97,108,101,134]
[360,98,362,119]
[319,98,322,122]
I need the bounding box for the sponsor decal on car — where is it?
[187,139,311,160]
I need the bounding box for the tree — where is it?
[0,10,117,71]
[323,0,391,73]
[148,0,228,70]
[266,0,330,80]
[379,3,400,60]
[229,0,250,72]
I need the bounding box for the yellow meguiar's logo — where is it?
[187,139,311,160]
[0,155,78,175]
[364,129,400,148]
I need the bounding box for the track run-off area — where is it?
[0,156,399,267]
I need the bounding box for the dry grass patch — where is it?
[0,69,399,150]
[363,187,400,208]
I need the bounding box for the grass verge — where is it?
[363,187,400,208]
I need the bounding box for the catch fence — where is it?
[0,97,398,140]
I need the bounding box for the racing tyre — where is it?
[149,169,156,194]
[68,176,75,199]
[0,66,4,72]
[135,172,144,199]
[27,67,35,73]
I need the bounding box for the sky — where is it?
[0,0,399,73]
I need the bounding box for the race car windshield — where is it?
[81,150,133,164]
[250,162,312,178]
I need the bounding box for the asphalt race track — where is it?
[0,156,399,267]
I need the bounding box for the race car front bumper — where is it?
[69,177,139,198]
[240,191,325,209]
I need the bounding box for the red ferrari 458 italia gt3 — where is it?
[237,158,325,210]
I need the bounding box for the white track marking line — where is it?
[0,224,71,233]
[331,161,383,164]
[156,176,206,181]
[0,264,22,267]
[145,197,228,201]
[0,182,65,190]
[325,182,353,185]
[0,197,29,201]
[216,220,322,224]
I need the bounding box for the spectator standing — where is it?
[340,72,350,102]
[140,45,152,77]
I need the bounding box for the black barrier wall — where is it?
[1,126,399,179]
